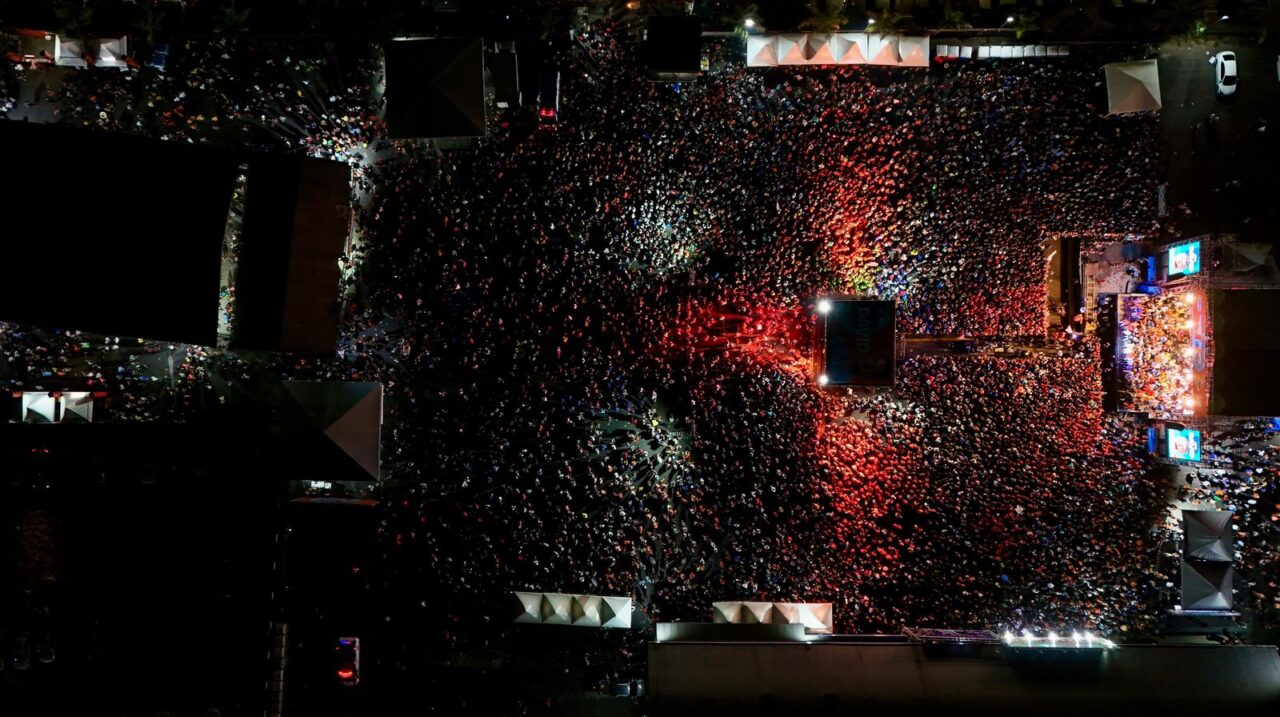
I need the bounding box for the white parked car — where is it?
[1213,51,1238,96]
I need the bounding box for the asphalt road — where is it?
[1159,38,1280,242]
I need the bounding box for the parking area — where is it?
[1159,38,1280,241]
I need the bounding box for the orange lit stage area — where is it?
[1115,290,1208,418]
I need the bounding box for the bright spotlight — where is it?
[1183,292,1197,304]
[1220,14,1229,21]
[1006,15,1015,22]
[818,374,830,386]
[744,18,756,29]
[817,299,833,315]
[867,18,877,25]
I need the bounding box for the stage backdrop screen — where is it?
[823,299,896,386]
[1167,428,1202,462]
[1168,242,1201,278]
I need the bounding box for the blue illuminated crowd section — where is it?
[822,299,896,386]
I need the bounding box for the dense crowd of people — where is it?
[1117,291,1200,417]
[3,22,1277,663]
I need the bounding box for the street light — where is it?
[1002,15,1015,26]
[744,17,756,29]
[867,17,877,26]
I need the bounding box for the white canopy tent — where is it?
[1104,60,1162,115]
[746,35,777,67]
[834,33,869,65]
[513,591,633,629]
[866,34,900,66]
[897,36,929,68]
[60,391,94,422]
[21,392,57,423]
[97,37,129,68]
[1183,510,1234,562]
[1181,560,1233,611]
[745,33,928,68]
[712,601,834,634]
[53,36,87,67]
[53,35,129,69]
[775,34,808,66]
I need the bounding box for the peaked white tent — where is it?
[744,33,928,69]
[539,592,573,625]
[96,37,129,68]
[1183,510,1234,562]
[283,381,383,480]
[711,601,834,634]
[60,391,94,422]
[53,36,86,67]
[54,35,129,69]
[867,34,900,66]
[1104,60,1162,115]
[21,392,57,423]
[747,35,778,67]
[834,33,869,65]
[1181,560,1233,611]
[802,34,837,65]
[898,36,929,68]
[776,34,809,66]
[513,592,633,629]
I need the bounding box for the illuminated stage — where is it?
[1115,289,1208,418]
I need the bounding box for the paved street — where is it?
[1159,38,1280,242]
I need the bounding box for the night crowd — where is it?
[2,21,1277,668]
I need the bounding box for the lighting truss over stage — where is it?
[1001,630,1116,650]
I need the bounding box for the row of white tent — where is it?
[747,33,929,68]
[55,36,129,69]
[21,391,94,423]
[512,591,633,629]
[13,31,129,69]
[935,44,1072,61]
[712,601,834,634]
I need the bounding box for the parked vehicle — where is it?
[335,636,360,686]
[1213,51,1238,96]
[538,67,560,125]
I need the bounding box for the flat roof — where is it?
[1211,289,1280,416]
[0,121,237,344]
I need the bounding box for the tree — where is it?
[1151,0,1207,39]
[940,3,971,30]
[714,1,760,27]
[871,9,907,34]
[1252,0,1280,43]
[215,0,253,34]
[130,1,164,45]
[1011,10,1039,40]
[53,0,94,43]
[799,0,848,32]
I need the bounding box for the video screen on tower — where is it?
[1168,242,1201,278]
[1167,428,1202,462]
